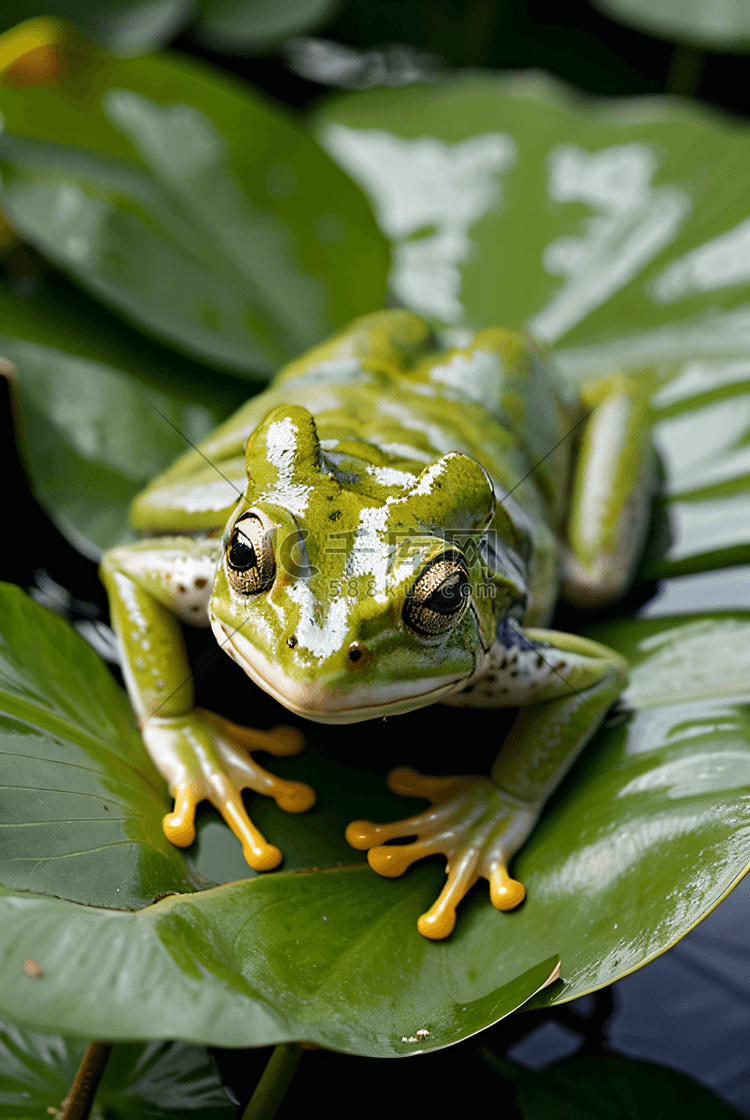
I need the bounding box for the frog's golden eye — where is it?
[403,551,470,637]
[226,513,275,596]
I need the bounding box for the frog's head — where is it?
[209,405,526,724]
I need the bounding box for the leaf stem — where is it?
[54,1040,113,1120]
[241,1043,304,1120]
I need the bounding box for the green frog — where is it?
[101,310,652,939]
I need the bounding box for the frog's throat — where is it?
[211,619,466,725]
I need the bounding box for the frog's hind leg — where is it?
[563,373,656,608]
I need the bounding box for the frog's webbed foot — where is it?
[346,767,537,939]
[143,708,315,871]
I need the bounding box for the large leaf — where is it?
[0,25,388,375]
[1,583,750,1053]
[0,583,197,907]
[591,0,750,52]
[1,334,242,558]
[0,1018,235,1118]
[317,72,750,577]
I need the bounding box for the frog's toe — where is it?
[214,780,283,871]
[216,735,316,814]
[488,861,526,911]
[346,797,455,853]
[386,766,461,801]
[163,781,199,848]
[417,850,480,940]
[266,725,306,756]
[274,779,316,814]
[220,717,305,757]
[366,835,443,878]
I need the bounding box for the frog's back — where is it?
[131,312,576,573]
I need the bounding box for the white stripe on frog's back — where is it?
[264,415,314,516]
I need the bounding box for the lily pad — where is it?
[1,336,241,557]
[0,1017,235,1118]
[1,583,750,1053]
[317,72,750,577]
[0,27,388,376]
[0,583,197,907]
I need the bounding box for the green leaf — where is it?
[591,0,750,52]
[2,336,239,557]
[194,0,340,55]
[1,584,750,1053]
[0,33,388,375]
[0,1017,235,1118]
[486,1053,743,1119]
[317,71,750,576]
[0,2,194,56]
[0,584,197,907]
[0,260,248,556]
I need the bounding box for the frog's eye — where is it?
[225,513,275,596]
[403,552,470,637]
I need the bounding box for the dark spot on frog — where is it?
[326,494,335,501]
[328,510,342,522]
[195,577,207,589]
[178,584,187,594]
[287,634,298,649]
[535,654,544,668]
[191,605,201,613]
[434,481,442,489]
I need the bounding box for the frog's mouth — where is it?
[211,619,466,724]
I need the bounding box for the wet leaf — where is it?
[0,28,388,375]
[0,584,197,907]
[1,335,239,557]
[1,584,749,1053]
[317,72,750,576]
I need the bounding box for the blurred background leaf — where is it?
[193,0,341,55]
[591,0,750,52]
[0,23,389,376]
[317,71,750,578]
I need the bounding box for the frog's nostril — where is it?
[286,634,298,650]
[349,647,362,663]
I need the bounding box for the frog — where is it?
[101,309,653,939]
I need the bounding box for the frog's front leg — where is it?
[101,539,315,870]
[347,629,627,938]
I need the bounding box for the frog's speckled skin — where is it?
[101,310,653,938]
